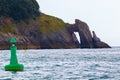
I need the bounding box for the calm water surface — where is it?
[0,48,120,80]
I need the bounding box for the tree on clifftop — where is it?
[0,0,40,21]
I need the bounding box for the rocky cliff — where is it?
[0,14,110,49]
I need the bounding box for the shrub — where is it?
[0,0,40,21]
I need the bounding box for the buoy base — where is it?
[5,64,24,71]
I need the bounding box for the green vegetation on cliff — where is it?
[0,17,18,34]
[0,0,67,35]
[0,13,68,34]
[36,13,68,34]
[0,0,40,21]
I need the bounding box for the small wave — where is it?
[0,78,12,80]
[100,74,110,79]
[89,78,97,80]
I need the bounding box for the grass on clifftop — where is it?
[0,13,69,36]
[36,13,68,34]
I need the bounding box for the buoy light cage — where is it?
[4,37,24,71]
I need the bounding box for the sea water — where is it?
[0,48,120,80]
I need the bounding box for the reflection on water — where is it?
[0,48,120,80]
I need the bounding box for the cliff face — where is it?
[0,14,110,49]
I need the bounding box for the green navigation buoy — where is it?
[4,37,24,71]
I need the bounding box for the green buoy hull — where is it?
[4,37,24,71]
[5,64,24,71]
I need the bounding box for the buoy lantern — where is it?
[4,37,24,71]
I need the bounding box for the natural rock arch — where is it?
[68,19,94,48]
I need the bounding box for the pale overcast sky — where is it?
[37,0,120,46]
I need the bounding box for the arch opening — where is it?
[74,32,81,43]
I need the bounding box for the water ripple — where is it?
[0,48,120,79]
